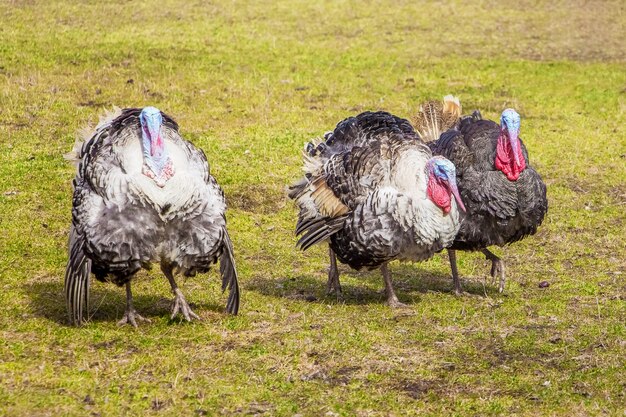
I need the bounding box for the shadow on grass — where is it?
[248,262,496,306]
[23,280,225,326]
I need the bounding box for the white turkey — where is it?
[289,111,465,307]
[416,97,548,293]
[65,106,239,326]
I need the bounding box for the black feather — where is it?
[296,216,347,251]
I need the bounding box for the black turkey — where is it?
[423,100,548,293]
[289,111,465,307]
[65,106,239,326]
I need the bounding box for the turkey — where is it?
[420,97,548,293]
[65,106,239,326]
[289,111,465,307]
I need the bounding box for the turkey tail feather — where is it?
[219,229,240,315]
[296,216,346,251]
[295,216,320,236]
[442,95,461,118]
[64,227,91,326]
[287,178,308,200]
[415,95,461,142]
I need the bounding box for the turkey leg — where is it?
[326,246,342,297]
[117,281,151,327]
[381,263,407,308]
[162,266,201,321]
[448,249,464,295]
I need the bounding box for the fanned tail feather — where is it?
[415,95,462,142]
[415,101,442,142]
[64,226,91,326]
[442,95,461,118]
[219,229,240,315]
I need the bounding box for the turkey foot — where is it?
[482,248,506,292]
[117,308,151,327]
[171,288,201,321]
[387,296,409,309]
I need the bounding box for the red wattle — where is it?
[495,136,526,181]
[427,176,451,214]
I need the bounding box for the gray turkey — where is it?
[65,106,239,326]
[289,111,465,307]
[421,97,548,293]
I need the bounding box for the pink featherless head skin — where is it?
[427,156,466,213]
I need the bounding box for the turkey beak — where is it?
[449,179,466,212]
[508,129,521,167]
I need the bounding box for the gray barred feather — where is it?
[306,111,419,159]
[65,225,91,325]
[219,229,240,315]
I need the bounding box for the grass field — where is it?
[1,1,625,415]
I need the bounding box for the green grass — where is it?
[1,0,625,415]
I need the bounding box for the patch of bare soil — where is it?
[227,184,286,214]
[394,379,433,399]
[608,184,626,205]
